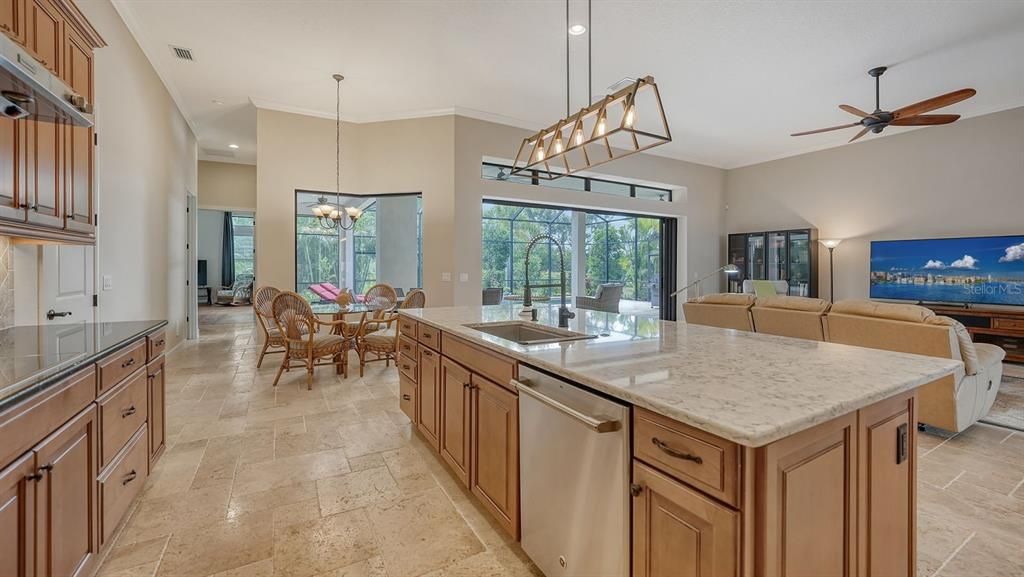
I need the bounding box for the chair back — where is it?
[482,287,503,305]
[271,291,315,342]
[402,289,426,309]
[751,296,830,341]
[364,284,398,316]
[741,279,790,296]
[254,286,280,319]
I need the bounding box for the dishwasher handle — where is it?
[513,378,621,433]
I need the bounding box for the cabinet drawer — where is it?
[399,373,416,424]
[634,408,739,507]
[147,330,166,361]
[398,353,417,382]
[399,317,417,339]
[398,335,418,361]
[418,323,442,351]
[97,425,148,546]
[442,333,516,391]
[0,366,95,467]
[994,317,1024,331]
[98,369,148,467]
[97,339,146,395]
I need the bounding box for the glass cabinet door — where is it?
[746,234,765,280]
[728,235,746,292]
[788,231,811,296]
[767,232,788,282]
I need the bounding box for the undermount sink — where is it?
[464,321,596,346]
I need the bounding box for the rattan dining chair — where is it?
[400,289,426,309]
[271,291,356,389]
[357,309,400,377]
[253,286,285,368]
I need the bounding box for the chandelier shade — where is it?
[511,76,671,180]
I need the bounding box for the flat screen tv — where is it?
[870,235,1024,306]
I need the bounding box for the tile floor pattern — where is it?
[93,306,1024,577]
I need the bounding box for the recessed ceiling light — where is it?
[212,99,224,105]
[228,144,239,149]
[568,24,586,36]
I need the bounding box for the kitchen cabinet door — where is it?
[147,357,166,465]
[25,0,60,75]
[0,0,25,45]
[858,391,916,577]
[62,27,93,234]
[632,461,739,577]
[0,116,26,222]
[439,357,470,486]
[34,405,98,577]
[470,374,519,538]
[0,452,36,577]
[25,116,63,229]
[417,347,441,450]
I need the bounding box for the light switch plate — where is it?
[459,273,469,282]
[102,275,113,290]
[441,272,452,282]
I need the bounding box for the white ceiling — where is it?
[112,0,1024,168]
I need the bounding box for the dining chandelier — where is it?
[313,74,363,230]
[511,0,671,180]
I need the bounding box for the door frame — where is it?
[186,192,198,340]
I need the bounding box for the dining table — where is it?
[311,302,394,375]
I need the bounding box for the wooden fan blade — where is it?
[890,114,960,126]
[848,127,870,143]
[893,88,976,119]
[839,104,877,119]
[791,122,859,137]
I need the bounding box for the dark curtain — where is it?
[660,218,678,321]
[221,211,234,287]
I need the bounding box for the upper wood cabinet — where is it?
[62,25,93,233]
[0,0,26,45]
[0,116,26,222]
[24,116,62,228]
[0,452,36,577]
[26,0,60,75]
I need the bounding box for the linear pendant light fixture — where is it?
[511,0,671,180]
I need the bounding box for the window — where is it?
[481,162,672,202]
[296,213,340,302]
[231,214,255,282]
[584,212,661,302]
[353,205,377,294]
[482,202,572,299]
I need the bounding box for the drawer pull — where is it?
[122,469,138,486]
[121,357,136,368]
[155,339,165,347]
[421,349,433,357]
[402,364,411,371]
[402,394,411,401]
[122,405,137,418]
[652,437,703,464]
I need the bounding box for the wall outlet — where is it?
[102,275,113,290]
[441,272,452,282]
[459,272,469,282]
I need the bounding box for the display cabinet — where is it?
[727,228,818,297]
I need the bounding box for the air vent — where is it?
[169,45,194,61]
[607,77,637,92]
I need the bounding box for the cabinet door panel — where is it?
[439,357,470,486]
[416,348,440,450]
[0,116,26,221]
[0,452,36,577]
[470,374,519,538]
[63,28,93,233]
[632,461,738,577]
[34,406,98,577]
[25,117,62,229]
[0,0,25,46]
[148,358,166,465]
[859,392,916,577]
[26,0,60,74]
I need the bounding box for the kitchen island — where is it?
[396,304,960,577]
[0,320,168,577]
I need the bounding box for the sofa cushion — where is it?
[755,295,831,313]
[830,299,935,323]
[925,315,980,376]
[689,293,756,306]
[974,342,1007,369]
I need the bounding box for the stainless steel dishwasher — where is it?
[515,365,630,577]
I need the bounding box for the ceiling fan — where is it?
[791,67,976,143]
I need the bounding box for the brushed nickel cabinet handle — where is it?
[651,437,703,464]
[122,357,135,368]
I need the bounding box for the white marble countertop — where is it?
[399,303,961,447]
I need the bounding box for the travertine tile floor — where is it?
[94,306,1023,577]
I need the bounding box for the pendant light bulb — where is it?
[624,104,636,128]
[554,134,564,154]
[596,113,607,136]
[535,136,546,161]
[573,126,584,146]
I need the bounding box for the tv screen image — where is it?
[870,235,1024,306]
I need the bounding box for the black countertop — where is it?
[0,320,168,412]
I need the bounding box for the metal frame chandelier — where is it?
[313,74,363,230]
[511,0,671,180]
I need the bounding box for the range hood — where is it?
[0,32,92,127]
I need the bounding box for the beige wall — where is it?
[198,160,256,211]
[9,0,196,347]
[255,111,726,311]
[724,106,1024,302]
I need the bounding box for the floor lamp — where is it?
[818,239,843,302]
[669,264,740,299]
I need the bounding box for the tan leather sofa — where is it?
[824,300,1005,432]
[683,293,755,331]
[751,296,831,341]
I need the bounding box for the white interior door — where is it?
[40,244,95,324]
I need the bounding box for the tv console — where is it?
[928,305,1024,363]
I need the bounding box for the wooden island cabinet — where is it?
[0,326,167,577]
[0,0,103,243]
[398,313,921,577]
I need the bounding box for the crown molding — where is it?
[198,155,257,166]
